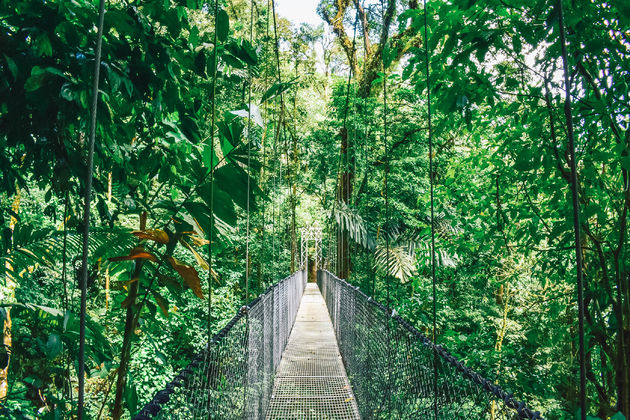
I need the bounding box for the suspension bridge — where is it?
[133,228,543,419]
[23,0,589,416]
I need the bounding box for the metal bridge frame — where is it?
[300,226,322,275]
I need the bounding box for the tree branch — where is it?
[353,0,371,54]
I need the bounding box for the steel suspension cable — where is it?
[270,0,285,276]
[203,3,221,417]
[77,0,105,417]
[258,0,271,287]
[380,1,394,410]
[62,193,69,313]
[334,9,359,279]
[421,0,439,417]
[382,56,394,416]
[207,0,220,341]
[556,1,586,418]
[61,192,72,403]
[244,0,254,303]
[380,6,391,313]
[240,1,255,413]
[354,0,374,295]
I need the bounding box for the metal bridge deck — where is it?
[266,283,360,420]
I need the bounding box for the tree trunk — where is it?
[491,283,510,420]
[616,270,630,416]
[112,214,146,419]
[111,279,139,419]
[619,321,630,416]
[0,308,12,401]
[337,127,353,280]
[0,189,21,400]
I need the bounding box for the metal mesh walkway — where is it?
[266,283,360,420]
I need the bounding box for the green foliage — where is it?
[1,0,628,418]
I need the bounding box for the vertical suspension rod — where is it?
[556,1,586,418]
[78,0,105,417]
[422,0,439,417]
[241,0,255,416]
[208,0,220,341]
[245,0,255,303]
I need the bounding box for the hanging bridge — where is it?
[22,0,588,416]
[133,229,543,420]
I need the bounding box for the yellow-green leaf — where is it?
[132,229,170,244]
[180,238,209,270]
[168,257,204,299]
[109,247,158,262]
[152,291,169,317]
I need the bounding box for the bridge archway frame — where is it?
[300,226,322,277]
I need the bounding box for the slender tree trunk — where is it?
[105,172,112,311]
[614,259,630,416]
[620,321,630,416]
[111,279,139,419]
[337,128,353,280]
[112,214,146,419]
[0,307,12,401]
[491,283,510,420]
[0,189,20,400]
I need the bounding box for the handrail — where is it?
[134,270,307,419]
[317,269,543,420]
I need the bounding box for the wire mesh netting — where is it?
[317,270,544,420]
[134,270,306,420]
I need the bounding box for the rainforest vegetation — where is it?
[1,0,629,418]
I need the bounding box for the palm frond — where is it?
[1,225,135,284]
[373,243,416,283]
[421,211,462,237]
[414,241,459,269]
[375,224,459,282]
[332,201,375,250]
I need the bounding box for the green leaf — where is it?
[618,1,630,21]
[151,290,169,317]
[213,164,257,211]
[125,381,138,414]
[3,55,18,81]
[260,78,298,103]
[226,41,257,66]
[222,52,245,69]
[172,216,195,234]
[184,201,212,233]
[382,43,397,68]
[194,50,206,76]
[24,66,47,92]
[202,143,219,170]
[512,35,522,54]
[46,333,63,359]
[216,9,229,42]
[195,186,237,227]
[34,33,53,57]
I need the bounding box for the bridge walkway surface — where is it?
[265,283,360,420]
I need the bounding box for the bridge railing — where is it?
[134,270,306,420]
[317,269,543,420]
